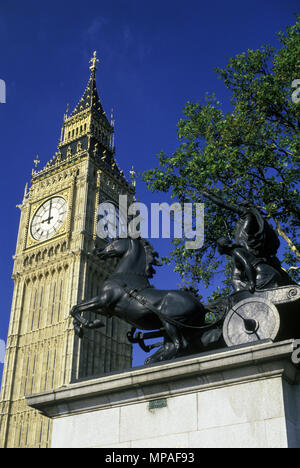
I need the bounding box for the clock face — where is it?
[31,197,68,242]
[97,202,127,241]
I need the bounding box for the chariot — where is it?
[222,285,300,346]
[127,284,300,356]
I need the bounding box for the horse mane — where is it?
[111,237,161,278]
[139,238,162,278]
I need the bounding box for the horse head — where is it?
[96,238,131,260]
[96,237,162,278]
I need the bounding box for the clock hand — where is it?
[42,200,54,224]
[48,199,53,224]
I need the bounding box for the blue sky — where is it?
[0,0,298,378]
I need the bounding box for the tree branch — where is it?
[272,216,300,260]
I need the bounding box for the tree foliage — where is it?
[143,17,300,298]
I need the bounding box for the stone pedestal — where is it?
[27,340,300,448]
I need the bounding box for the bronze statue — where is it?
[70,194,299,365]
[217,237,292,293]
[71,238,221,364]
[200,191,294,289]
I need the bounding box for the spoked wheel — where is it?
[223,298,280,347]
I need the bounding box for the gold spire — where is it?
[34,154,40,169]
[32,154,40,176]
[89,51,99,72]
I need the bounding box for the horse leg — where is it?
[144,345,167,365]
[161,320,184,360]
[70,295,108,336]
[145,320,184,364]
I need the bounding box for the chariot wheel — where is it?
[223,297,280,347]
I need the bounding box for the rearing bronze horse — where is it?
[70,238,209,364]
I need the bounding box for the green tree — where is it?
[143,17,300,298]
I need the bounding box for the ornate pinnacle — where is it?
[64,103,69,121]
[33,154,40,169]
[130,166,137,187]
[32,154,40,175]
[23,183,29,201]
[89,51,99,72]
[110,108,115,127]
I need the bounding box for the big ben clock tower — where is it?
[0,52,134,448]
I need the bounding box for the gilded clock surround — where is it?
[0,52,134,448]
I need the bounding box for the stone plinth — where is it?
[27,340,300,448]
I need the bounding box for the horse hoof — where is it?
[74,325,83,338]
[145,356,156,365]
